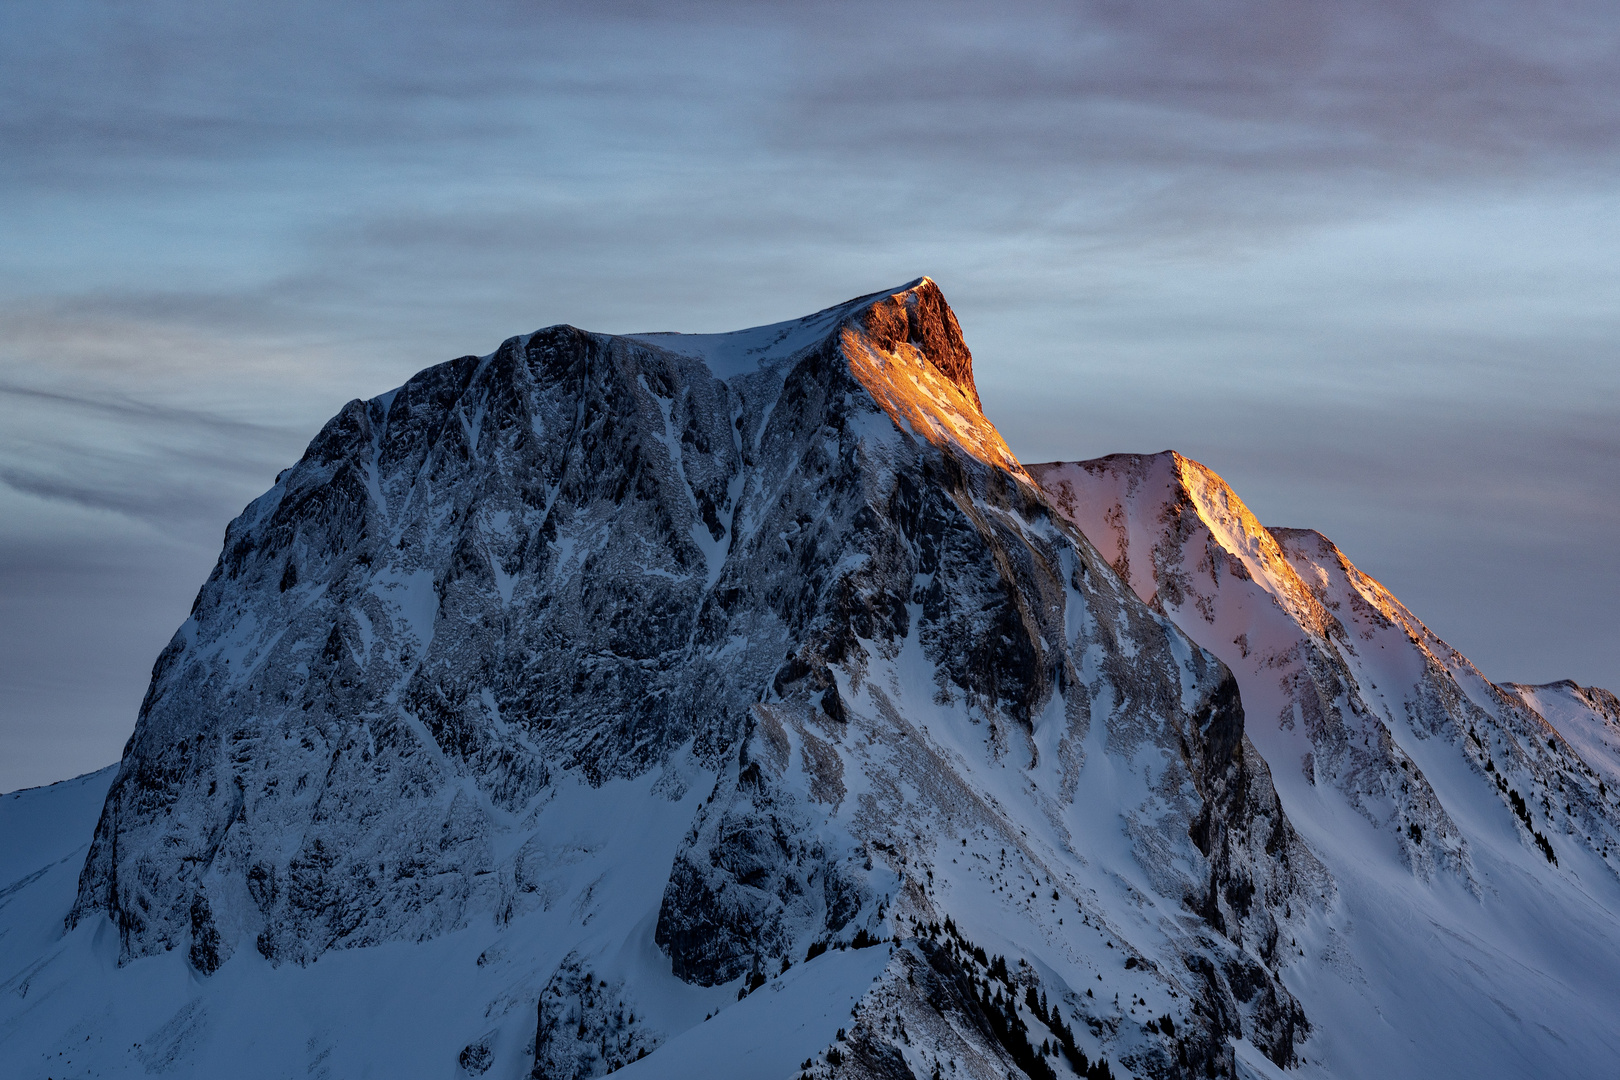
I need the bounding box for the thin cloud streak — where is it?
[0,378,309,540]
[0,380,296,436]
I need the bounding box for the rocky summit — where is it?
[3,281,1618,1080]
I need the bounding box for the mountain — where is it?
[1030,452,1620,1076]
[1,282,1617,1079]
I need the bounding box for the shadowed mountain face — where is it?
[64,281,1317,1078]
[4,283,1614,1080]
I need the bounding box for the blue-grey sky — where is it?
[3,1,1617,792]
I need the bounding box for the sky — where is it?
[2,0,1617,792]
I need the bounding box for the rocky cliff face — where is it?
[67,281,1325,1077]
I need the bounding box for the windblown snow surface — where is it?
[2,283,1616,1080]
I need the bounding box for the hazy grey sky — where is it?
[3,1,1617,791]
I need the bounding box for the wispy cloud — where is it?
[0,375,306,540]
[0,380,291,435]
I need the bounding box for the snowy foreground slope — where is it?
[1,282,1617,1079]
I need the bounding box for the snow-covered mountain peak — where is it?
[626,278,969,386]
[7,288,1619,1080]
[635,275,1011,476]
[41,280,1330,1079]
[838,283,1017,478]
[1033,452,1335,640]
[1032,451,1620,877]
[1030,448,1620,1074]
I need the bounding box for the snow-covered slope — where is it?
[2,287,1614,1080]
[1031,451,1620,1078]
[1500,680,1620,794]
